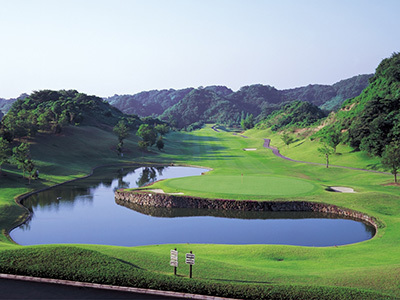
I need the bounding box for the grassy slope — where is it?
[246,128,385,171]
[0,126,144,245]
[0,124,399,298]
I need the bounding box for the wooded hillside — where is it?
[105,75,371,130]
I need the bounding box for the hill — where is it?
[106,75,371,129]
[106,88,193,117]
[283,74,372,111]
[0,90,145,141]
[256,100,326,131]
[254,52,400,166]
[0,94,27,120]
[338,52,400,156]
[105,86,233,118]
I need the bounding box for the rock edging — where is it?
[115,190,379,231]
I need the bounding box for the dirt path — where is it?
[263,139,391,175]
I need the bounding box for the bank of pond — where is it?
[11,165,375,247]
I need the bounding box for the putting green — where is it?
[163,175,319,197]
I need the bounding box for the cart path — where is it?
[263,139,391,175]
[0,274,235,300]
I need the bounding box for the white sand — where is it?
[148,189,184,195]
[330,186,355,193]
[243,148,257,151]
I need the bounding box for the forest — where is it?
[104,74,371,130]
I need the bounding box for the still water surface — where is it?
[11,165,375,247]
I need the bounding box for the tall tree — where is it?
[12,143,30,178]
[240,114,254,130]
[25,158,35,184]
[381,140,400,183]
[136,124,157,150]
[322,129,341,153]
[138,140,149,152]
[318,143,335,168]
[0,138,11,173]
[154,124,170,136]
[113,120,130,156]
[156,136,164,151]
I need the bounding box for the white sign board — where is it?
[186,253,195,259]
[185,253,195,265]
[170,249,178,267]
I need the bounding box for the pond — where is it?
[11,165,375,247]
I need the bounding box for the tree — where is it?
[381,140,400,183]
[240,114,254,130]
[2,111,37,139]
[136,124,157,150]
[281,133,295,148]
[12,143,31,178]
[138,141,149,152]
[113,120,130,156]
[25,158,35,184]
[156,137,164,151]
[0,138,11,173]
[154,124,170,136]
[318,143,335,168]
[116,142,123,157]
[322,129,341,153]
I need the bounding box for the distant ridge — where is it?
[104,74,372,129]
[0,93,28,119]
[0,75,371,127]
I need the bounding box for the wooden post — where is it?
[185,251,195,278]
[189,251,193,279]
[174,248,177,276]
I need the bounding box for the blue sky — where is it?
[1,0,399,98]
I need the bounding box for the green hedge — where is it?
[0,246,394,300]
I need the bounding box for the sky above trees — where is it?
[1,0,399,98]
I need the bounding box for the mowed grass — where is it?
[161,175,319,198]
[0,124,399,299]
[246,128,385,171]
[0,125,144,245]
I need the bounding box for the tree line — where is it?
[0,89,170,182]
[113,121,169,156]
[268,53,400,182]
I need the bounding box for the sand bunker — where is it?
[243,148,257,151]
[148,189,184,195]
[329,186,355,193]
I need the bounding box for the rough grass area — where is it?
[0,124,399,299]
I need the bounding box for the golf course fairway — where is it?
[0,124,399,300]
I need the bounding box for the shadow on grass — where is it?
[366,163,383,171]
[115,258,145,270]
[294,141,305,147]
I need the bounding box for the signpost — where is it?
[170,249,178,275]
[169,249,196,278]
[185,251,195,278]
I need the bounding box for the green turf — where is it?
[161,175,319,197]
[0,124,399,299]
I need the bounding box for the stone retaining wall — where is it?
[115,190,378,230]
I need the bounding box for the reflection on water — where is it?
[11,165,375,247]
[21,166,168,213]
[135,166,165,187]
